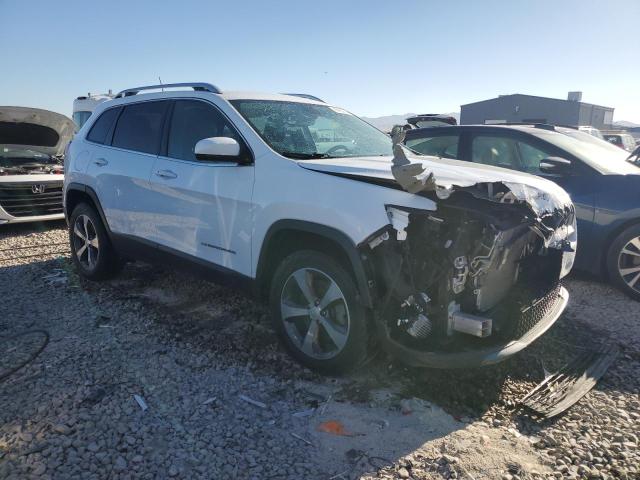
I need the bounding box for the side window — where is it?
[471,136,519,169]
[86,107,120,144]
[405,135,459,159]
[112,101,167,154]
[471,135,551,174]
[516,142,550,174]
[167,100,241,161]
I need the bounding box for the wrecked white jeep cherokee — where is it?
[64,83,576,373]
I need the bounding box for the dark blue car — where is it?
[403,124,640,300]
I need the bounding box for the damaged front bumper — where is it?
[376,286,568,368]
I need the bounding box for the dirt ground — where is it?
[0,221,638,479]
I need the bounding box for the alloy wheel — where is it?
[73,214,100,270]
[618,236,640,292]
[280,268,350,360]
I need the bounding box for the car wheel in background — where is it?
[607,224,640,301]
[69,203,122,281]
[269,250,370,374]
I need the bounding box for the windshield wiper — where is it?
[280,151,331,160]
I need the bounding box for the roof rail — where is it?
[114,82,221,99]
[282,93,325,103]
[495,122,556,131]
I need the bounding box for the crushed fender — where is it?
[519,342,619,418]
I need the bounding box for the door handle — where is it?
[93,158,108,167]
[155,169,178,179]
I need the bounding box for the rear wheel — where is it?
[69,203,122,280]
[607,224,640,301]
[269,250,369,374]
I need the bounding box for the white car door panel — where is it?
[148,157,254,275]
[87,100,169,236]
[146,99,255,276]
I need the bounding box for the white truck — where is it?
[72,91,114,130]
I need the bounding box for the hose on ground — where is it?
[0,330,49,383]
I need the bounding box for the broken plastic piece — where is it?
[520,342,619,418]
[317,420,353,436]
[239,394,267,409]
[386,207,410,241]
[133,394,148,411]
[292,408,315,418]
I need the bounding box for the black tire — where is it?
[68,203,122,281]
[269,250,370,374]
[606,223,640,301]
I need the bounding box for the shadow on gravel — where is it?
[0,220,66,239]
[2,250,638,478]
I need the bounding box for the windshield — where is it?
[230,100,393,159]
[0,147,53,166]
[536,129,640,175]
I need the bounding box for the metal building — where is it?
[460,92,614,128]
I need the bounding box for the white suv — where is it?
[64,82,577,373]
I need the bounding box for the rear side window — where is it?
[406,135,459,159]
[167,100,242,161]
[86,107,120,144]
[471,135,550,174]
[112,101,167,154]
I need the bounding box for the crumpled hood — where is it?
[296,155,572,209]
[0,106,75,157]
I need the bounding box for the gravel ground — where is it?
[0,222,638,480]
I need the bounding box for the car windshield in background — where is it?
[536,130,640,175]
[0,147,53,166]
[230,100,393,159]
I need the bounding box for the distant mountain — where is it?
[614,120,640,128]
[362,112,460,132]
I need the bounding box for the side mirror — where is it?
[194,137,246,163]
[539,157,572,175]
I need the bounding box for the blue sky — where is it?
[1,0,638,121]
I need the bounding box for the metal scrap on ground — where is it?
[519,342,619,418]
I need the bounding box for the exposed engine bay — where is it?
[0,159,64,176]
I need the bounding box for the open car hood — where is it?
[0,106,75,157]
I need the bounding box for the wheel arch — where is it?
[255,220,373,308]
[65,183,111,235]
[601,217,640,278]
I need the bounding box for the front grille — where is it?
[0,181,63,218]
[490,282,562,340]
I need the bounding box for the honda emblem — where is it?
[31,184,46,194]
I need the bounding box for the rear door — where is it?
[146,99,255,276]
[86,100,169,236]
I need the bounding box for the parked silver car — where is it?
[0,107,74,224]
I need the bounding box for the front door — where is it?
[147,99,255,276]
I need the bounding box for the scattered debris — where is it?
[317,420,357,437]
[292,408,315,418]
[290,432,313,446]
[94,315,112,328]
[133,394,148,411]
[41,268,68,285]
[239,394,267,409]
[520,342,619,418]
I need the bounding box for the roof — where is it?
[461,93,613,111]
[220,91,325,104]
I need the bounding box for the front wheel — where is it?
[269,250,370,374]
[606,224,640,301]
